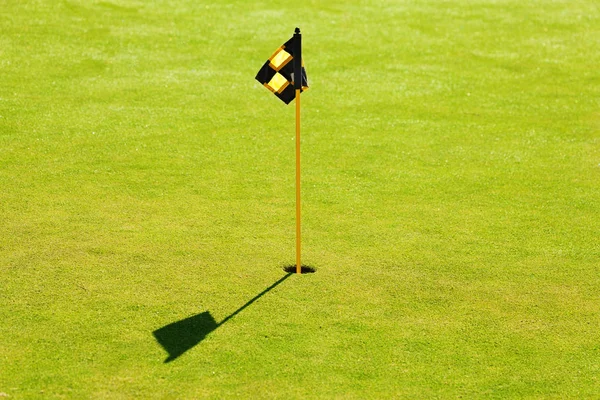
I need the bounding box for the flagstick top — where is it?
[293,28,302,91]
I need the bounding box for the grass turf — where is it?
[1,0,599,398]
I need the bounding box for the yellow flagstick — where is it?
[292,27,303,275]
[295,88,301,274]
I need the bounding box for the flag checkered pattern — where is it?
[255,36,308,104]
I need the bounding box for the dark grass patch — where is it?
[283,265,316,274]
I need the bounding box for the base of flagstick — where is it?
[283,265,316,274]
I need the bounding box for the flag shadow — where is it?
[153,273,292,363]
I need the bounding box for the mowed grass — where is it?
[1,0,599,398]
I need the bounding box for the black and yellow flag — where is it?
[255,34,308,104]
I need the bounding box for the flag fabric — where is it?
[255,35,308,104]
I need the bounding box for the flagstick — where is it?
[295,88,301,275]
[293,27,303,275]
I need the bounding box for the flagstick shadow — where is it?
[153,273,293,363]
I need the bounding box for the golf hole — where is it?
[283,265,316,274]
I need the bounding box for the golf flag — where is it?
[255,33,308,104]
[256,28,308,274]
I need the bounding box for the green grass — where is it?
[1,0,599,398]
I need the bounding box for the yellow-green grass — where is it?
[1,0,599,398]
